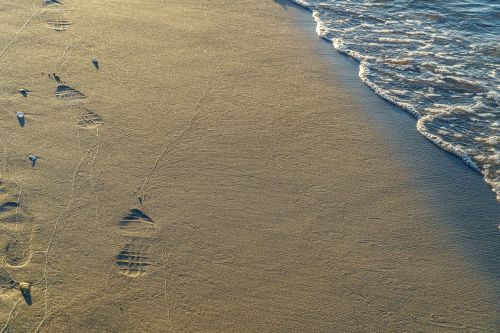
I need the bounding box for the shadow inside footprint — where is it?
[0,201,19,212]
[120,209,154,227]
[43,0,62,5]
[55,85,85,100]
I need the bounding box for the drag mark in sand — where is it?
[0,9,46,61]
[136,0,221,204]
[88,128,101,227]
[137,54,222,204]
[33,144,95,333]
[57,42,73,69]
[0,139,6,179]
[73,103,103,229]
[32,111,101,333]
[0,297,23,333]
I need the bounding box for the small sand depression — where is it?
[4,237,31,268]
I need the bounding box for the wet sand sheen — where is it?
[0,0,498,332]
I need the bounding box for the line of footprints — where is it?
[0,0,108,300]
[2,3,150,304]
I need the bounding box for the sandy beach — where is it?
[0,0,498,331]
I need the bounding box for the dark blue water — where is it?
[292,0,500,202]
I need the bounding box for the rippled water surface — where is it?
[291,0,500,201]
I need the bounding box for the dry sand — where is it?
[0,0,498,332]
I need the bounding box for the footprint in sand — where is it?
[49,73,85,102]
[48,75,105,129]
[44,3,70,32]
[55,84,86,101]
[47,18,70,32]
[0,180,33,268]
[77,108,103,129]
[113,209,158,277]
[114,238,153,277]
[0,181,25,225]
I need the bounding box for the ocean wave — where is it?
[289,0,500,202]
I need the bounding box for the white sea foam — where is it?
[290,0,500,202]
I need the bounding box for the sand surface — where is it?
[0,0,498,331]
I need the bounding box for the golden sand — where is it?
[0,0,497,331]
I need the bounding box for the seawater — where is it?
[290,0,500,202]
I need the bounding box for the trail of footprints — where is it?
[0,0,103,301]
[41,0,153,278]
[113,209,158,277]
[0,2,108,330]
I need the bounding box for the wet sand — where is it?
[0,0,498,332]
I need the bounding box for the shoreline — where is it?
[283,0,499,203]
[283,0,500,279]
[0,0,498,331]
